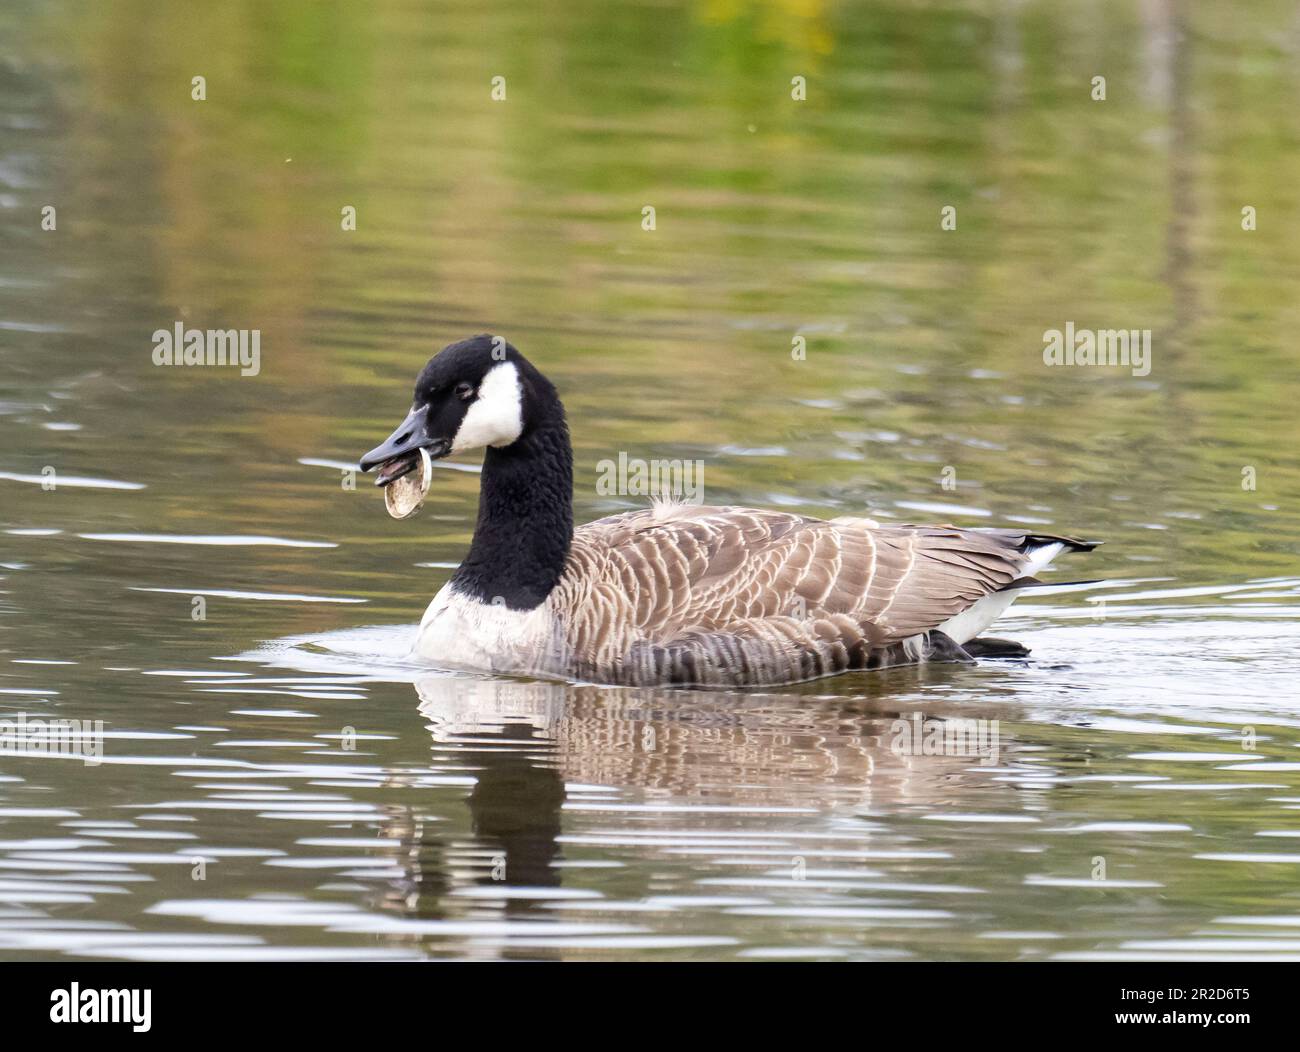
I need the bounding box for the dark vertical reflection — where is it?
[463,728,566,898]
[369,719,565,930]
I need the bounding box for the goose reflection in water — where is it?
[358,673,1027,931]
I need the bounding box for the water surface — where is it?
[2,0,1300,961]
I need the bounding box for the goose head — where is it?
[359,334,534,487]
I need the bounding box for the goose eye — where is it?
[455,382,475,401]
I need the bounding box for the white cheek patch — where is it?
[451,361,524,453]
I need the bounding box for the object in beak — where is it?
[384,446,432,519]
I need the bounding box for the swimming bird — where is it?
[359,335,1099,688]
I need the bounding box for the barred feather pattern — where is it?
[536,503,1090,688]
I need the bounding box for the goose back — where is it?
[540,503,1093,687]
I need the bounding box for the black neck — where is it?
[450,406,574,610]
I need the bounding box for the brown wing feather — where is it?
[555,504,1089,685]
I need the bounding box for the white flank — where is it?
[1023,541,1066,577]
[452,361,523,453]
[937,541,1065,644]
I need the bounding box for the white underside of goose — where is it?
[416,582,563,675]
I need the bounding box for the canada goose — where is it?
[360,336,1099,688]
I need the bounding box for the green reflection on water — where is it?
[1,0,1299,961]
